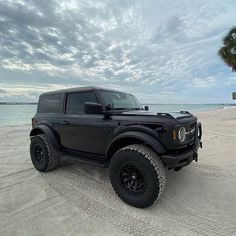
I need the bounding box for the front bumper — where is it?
[161,122,202,169]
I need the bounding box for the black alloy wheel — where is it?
[30,134,60,172]
[120,163,147,193]
[109,144,166,208]
[34,144,45,164]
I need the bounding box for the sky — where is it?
[0,0,236,104]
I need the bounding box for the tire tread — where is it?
[111,144,166,207]
[35,134,59,171]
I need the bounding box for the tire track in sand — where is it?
[42,165,236,236]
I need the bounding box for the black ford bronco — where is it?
[30,86,202,208]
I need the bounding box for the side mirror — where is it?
[84,102,103,114]
[144,105,149,111]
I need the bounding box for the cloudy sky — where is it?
[0,0,236,103]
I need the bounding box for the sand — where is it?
[0,107,236,235]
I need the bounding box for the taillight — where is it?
[32,118,36,128]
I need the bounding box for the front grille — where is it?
[186,122,196,143]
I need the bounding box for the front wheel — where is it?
[109,144,166,208]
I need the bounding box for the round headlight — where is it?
[178,127,186,142]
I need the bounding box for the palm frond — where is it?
[218,26,236,71]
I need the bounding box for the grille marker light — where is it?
[173,130,176,141]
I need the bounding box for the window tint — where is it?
[66,92,98,114]
[99,90,142,110]
[38,94,62,113]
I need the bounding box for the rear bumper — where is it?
[161,122,202,169]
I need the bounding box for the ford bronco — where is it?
[30,87,202,208]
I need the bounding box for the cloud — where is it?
[192,77,216,88]
[0,88,6,93]
[0,0,236,103]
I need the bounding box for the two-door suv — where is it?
[30,87,202,208]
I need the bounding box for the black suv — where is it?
[30,86,202,208]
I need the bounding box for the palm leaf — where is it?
[218,27,236,72]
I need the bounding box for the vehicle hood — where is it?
[121,110,193,119]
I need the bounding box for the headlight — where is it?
[178,127,186,142]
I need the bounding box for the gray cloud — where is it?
[0,0,236,103]
[0,88,6,93]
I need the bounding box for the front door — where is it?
[60,91,103,155]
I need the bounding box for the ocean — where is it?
[0,104,231,126]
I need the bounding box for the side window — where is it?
[38,94,61,113]
[66,92,98,114]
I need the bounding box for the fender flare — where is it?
[30,125,60,150]
[107,131,166,158]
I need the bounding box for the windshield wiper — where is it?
[111,108,127,110]
[130,108,142,110]
[112,108,143,111]
[108,107,142,111]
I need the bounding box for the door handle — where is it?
[60,120,70,125]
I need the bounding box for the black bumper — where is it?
[161,122,202,169]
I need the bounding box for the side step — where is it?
[61,151,108,167]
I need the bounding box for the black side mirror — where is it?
[144,105,149,111]
[84,102,103,114]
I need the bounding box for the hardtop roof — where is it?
[40,86,124,96]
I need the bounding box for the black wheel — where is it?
[30,134,60,172]
[109,144,166,208]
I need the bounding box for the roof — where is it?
[41,86,122,96]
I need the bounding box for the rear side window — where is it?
[38,94,62,113]
[66,92,98,114]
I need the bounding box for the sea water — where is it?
[0,104,230,126]
[0,105,37,126]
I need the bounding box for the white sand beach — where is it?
[0,107,236,236]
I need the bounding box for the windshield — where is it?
[99,90,142,110]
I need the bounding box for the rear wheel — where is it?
[30,134,60,172]
[109,144,166,208]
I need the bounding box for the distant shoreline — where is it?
[0,102,235,106]
[0,102,38,105]
[143,103,236,106]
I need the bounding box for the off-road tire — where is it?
[30,134,60,172]
[109,144,166,208]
